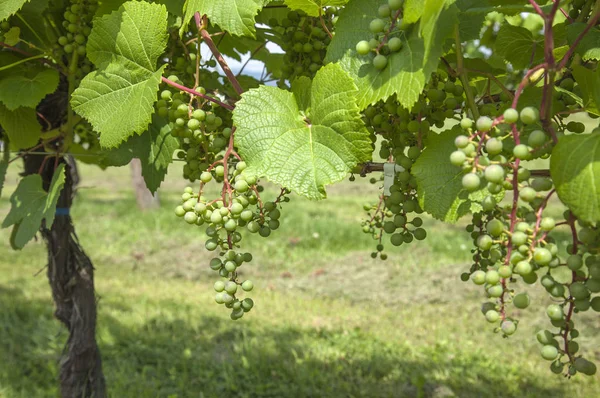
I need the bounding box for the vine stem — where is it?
[162,77,234,110]
[375,9,403,52]
[530,189,556,249]
[562,214,579,365]
[511,63,547,108]
[196,13,244,96]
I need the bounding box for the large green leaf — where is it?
[495,24,543,69]
[0,103,41,149]
[567,23,600,62]
[71,1,168,148]
[404,0,424,24]
[233,63,371,199]
[413,128,502,222]
[283,0,348,17]
[0,0,28,21]
[0,68,59,110]
[2,163,66,249]
[551,133,600,223]
[181,0,267,37]
[325,0,458,110]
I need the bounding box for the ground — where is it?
[0,160,599,398]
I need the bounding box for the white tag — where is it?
[383,163,405,196]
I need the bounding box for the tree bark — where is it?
[130,158,160,210]
[23,154,107,398]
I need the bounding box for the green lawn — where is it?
[0,162,599,398]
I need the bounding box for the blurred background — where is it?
[1,155,599,398]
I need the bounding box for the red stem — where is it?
[196,14,244,96]
[161,77,234,111]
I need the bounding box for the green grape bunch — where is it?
[355,0,407,70]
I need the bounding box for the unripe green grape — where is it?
[370,18,386,33]
[200,172,212,183]
[520,107,539,124]
[501,320,517,335]
[388,37,402,52]
[224,219,237,232]
[240,209,254,222]
[515,260,533,275]
[175,206,186,217]
[591,296,600,312]
[214,281,225,292]
[373,54,388,70]
[528,130,547,147]
[513,144,531,160]
[586,278,600,293]
[383,222,396,234]
[242,280,254,291]
[513,292,530,309]
[546,304,564,321]
[519,187,537,202]
[485,310,500,323]
[484,165,505,184]
[511,231,528,246]
[488,285,504,298]
[235,180,249,193]
[460,118,473,130]
[503,108,519,124]
[548,283,565,298]
[472,270,486,285]
[224,281,238,295]
[209,258,222,270]
[570,282,590,300]
[476,116,493,132]
[378,4,391,17]
[184,212,198,224]
[356,40,371,55]
[449,151,466,166]
[477,234,493,251]
[485,270,500,285]
[247,220,260,233]
[536,330,555,345]
[533,248,552,266]
[567,254,583,270]
[498,265,512,278]
[210,211,222,224]
[259,226,271,237]
[540,217,555,231]
[215,165,224,177]
[462,173,481,192]
[413,228,426,240]
[485,138,503,155]
[205,239,218,251]
[242,298,254,311]
[388,0,403,10]
[486,219,504,237]
[541,345,558,361]
[222,292,234,304]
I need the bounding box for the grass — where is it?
[0,161,599,398]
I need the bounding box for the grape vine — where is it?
[1,0,600,387]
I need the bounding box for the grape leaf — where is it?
[413,127,502,223]
[0,0,28,21]
[181,0,268,38]
[495,24,543,69]
[551,133,600,223]
[571,64,600,116]
[325,0,458,110]
[283,0,348,17]
[233,63,371,199]
[404,0,424,24]
[71,1,168,148]
[2,163,66,250]
[567,23,600,62]
[0,103,41,149]
[0,144,8,199]
[0,68,59,110]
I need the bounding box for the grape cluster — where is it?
[355,0,407,70]
[454,107,599,376]
[156,78,234,182]
[274,9,336,83]
[175,160,289,318]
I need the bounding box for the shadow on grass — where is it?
[0,286,576,398]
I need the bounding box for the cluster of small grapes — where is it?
[454,108,599,376]
[355,0,406,70]
[55,0,96,77]
[156,79,234,182]
[175,162,289,318]
[273,9,336,83]
[0,21,11,43]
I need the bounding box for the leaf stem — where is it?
[162,77,234,111]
